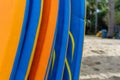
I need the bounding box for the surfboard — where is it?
[28,0,58,80]
[44,24,58,80]
[12,0,43,79]
[63,0,86,80]
[10,0,30,79]
[47,0,71,79]
[0,0,26,79]
[24,1,44,79]
[44,17,60,79]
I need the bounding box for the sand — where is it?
[80,36,120,80]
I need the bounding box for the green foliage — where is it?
[86,0,120,35]
[115,0,120,25]
[98,10,108,30]
[115,0,120,11]
[115,11,120,25]
[86,0,108,34]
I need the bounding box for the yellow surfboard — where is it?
[0,0,26,79]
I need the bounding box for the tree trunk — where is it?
[107,0,115,38]
[95,0,98,33]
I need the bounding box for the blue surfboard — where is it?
[11,0,42,79]
[63,0,86,80]
[10,0,30,79]
[47,0,71,80]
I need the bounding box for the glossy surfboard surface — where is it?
[44,22,58,80]
[47,0,71,79]
[12,0,43,79]
[24,0,43,79]
[63,0,86,80]
[10,0,30,79]
[0,0,26,79]
[28,0,58,80]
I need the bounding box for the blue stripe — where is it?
[10,0,30,80]
[13,0,42,79]
[48,0,71,79]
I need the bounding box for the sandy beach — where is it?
[80,36,120,80]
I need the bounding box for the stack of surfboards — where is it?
[0,0,85,80]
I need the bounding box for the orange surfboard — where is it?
[28,0,58,80]
[0,0,26,79]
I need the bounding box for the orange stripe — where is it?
[25,0,44,79]
[29,0,58,80]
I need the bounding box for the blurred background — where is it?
[80,0,120,80]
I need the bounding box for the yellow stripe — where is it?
[45,59,50,80]
[24,0,44,79]
[45,50,56,80]
[65,58,72,80]
[61,1,71,79]
[69,31,75,60]
[45,49,53,80]
[52,50,56,72]
[50,50,56,75]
